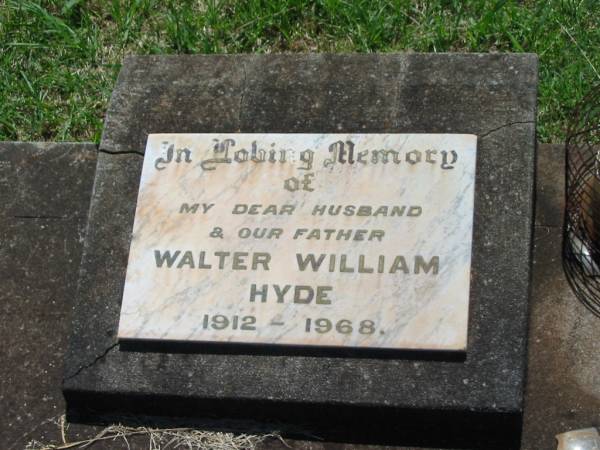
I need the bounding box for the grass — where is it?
[0,0,599,143]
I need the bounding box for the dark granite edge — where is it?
[64,124,538,412]
[476,120,538,414]
[62,152,116,385]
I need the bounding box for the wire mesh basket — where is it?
[563,85,600,316]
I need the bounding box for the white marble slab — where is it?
[117,133,477,351]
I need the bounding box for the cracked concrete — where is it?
[12,215,67,219]
[62,342,119,383]
[479,120,537,139]
[98,148,144,157]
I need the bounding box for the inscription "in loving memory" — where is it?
[155,139,458,171]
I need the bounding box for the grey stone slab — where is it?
[101,54,537,154]
[0,142,98,449]
[64,54,538,449]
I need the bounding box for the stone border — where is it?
[63,54,538,449]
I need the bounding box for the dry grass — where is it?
[25,415,286,450]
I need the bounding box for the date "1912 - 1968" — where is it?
[201,314,378,335]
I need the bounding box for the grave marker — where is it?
[63,53,537,449]
[118,133,477,351]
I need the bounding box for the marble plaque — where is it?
[117,133,477,351]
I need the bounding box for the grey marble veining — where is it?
[117,133,477,350]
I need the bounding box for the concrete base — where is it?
[0,142,100,448]
[61,54,538,449]
[0,141,598,450]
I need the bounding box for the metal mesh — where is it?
[563,84,600,316]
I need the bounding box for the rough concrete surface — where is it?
[63,54,537,449]
[0,141,598,449]
[100,54,538,155]
[522,144,600,449]
[0,142,100,449]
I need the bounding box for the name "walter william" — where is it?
[153,250,439,275]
